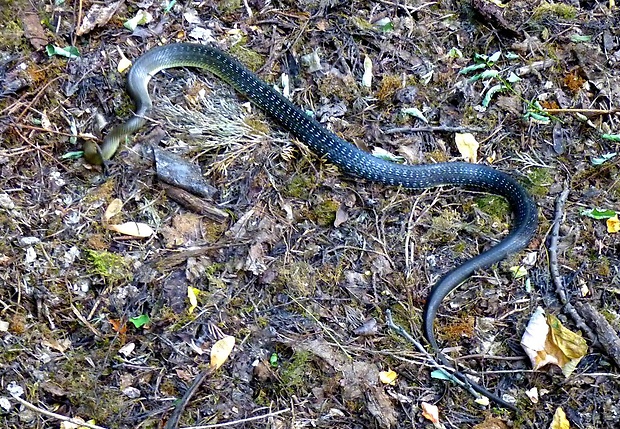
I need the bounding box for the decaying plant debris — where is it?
[1,0,619,428]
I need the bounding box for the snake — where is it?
[84,43,538,410]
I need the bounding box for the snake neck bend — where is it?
[88,43,538,409]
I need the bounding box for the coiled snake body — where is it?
[84,43,538,410]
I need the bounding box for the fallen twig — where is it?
[547,187,596,342]
[10,392,107,429]
[384,125,485,135]
[385,310,518,412]
[181,408,291,429]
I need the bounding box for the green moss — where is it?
[425,209,461,243]
[276,261,316,297]
[526,168,553,197]
[532,2,577,21]
[476,195,510,218]
[217,0,241,15]
[314,199,339,227]
[279,351,313,395]
[228,43,264,72]
[285,174,313,199]
[596,256,611,277]
[85,249,133,284]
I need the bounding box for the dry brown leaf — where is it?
[76,1,124,36]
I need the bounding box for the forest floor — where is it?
[1,0,620,428]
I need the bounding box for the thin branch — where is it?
[181,408,291,429]
[547,186,596,341]
[164,367,216,429]
[10,393,108,429]
[384,125,485,135]
[385,310,518,412]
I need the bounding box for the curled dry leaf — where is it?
[117,47,132,73]
[549,407,570,429]
[521,307,588,377]
[104,198,123,223]
[455,132,479,163]
[210,336,236,370]
[378,369,397,385]
[107,222,155,238]
[421,402,444,428]
[75,0,123,36]
[187,286,200,315]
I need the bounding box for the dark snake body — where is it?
[86,43,538,409]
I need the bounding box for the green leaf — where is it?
[372,147,405,163]
[580,208,617,220]
[164,0,177,12]
[459,63,487,75]
[46,44,80,59]
[592,152,617,165]
[482,84,507,107]
[61,151,84,160]
[448,47,463,59]
[470,69,499,81]
[601,134,620,142]
[269,353,279,367]
[129,314,150,328]
[506,72,521,83]
[487,51,502,63]
[570,34,591,43]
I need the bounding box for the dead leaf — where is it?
[455,132,479,162]
[116,47,132,73]
[421,402,441,426]
[103,198,123,223]
[547,314,588,377]
[379,369,397,385]
[549,407,570,429]
[334,205,348,227]
[521,307,588,377]
[107,222,155,238]
[210,336,235,370]
[21,11,47,50]
[109,319,127,334]
[76,1,124,36]
[42,338,71,353]
[473,415,509,429]
[118,342,135,357]
[187,286,200,314]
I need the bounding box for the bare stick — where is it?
[9,393,107,429]
[181,408,291,429]
[547,187,596,341]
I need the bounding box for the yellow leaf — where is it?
[116,47,132,73]
[549,407,570,429]
[187,287,200,314]
[510,265,528,279]
[607,215,620,233]
[379,369,398,385]
[547,314,588,377]
[104,198,123,223]
[454,133,479,163]
[107,222,155,238]
[210,336,235,370]
[421,401,440,424]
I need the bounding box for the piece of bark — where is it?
[574,302,620,368]
[162,184,229,222]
